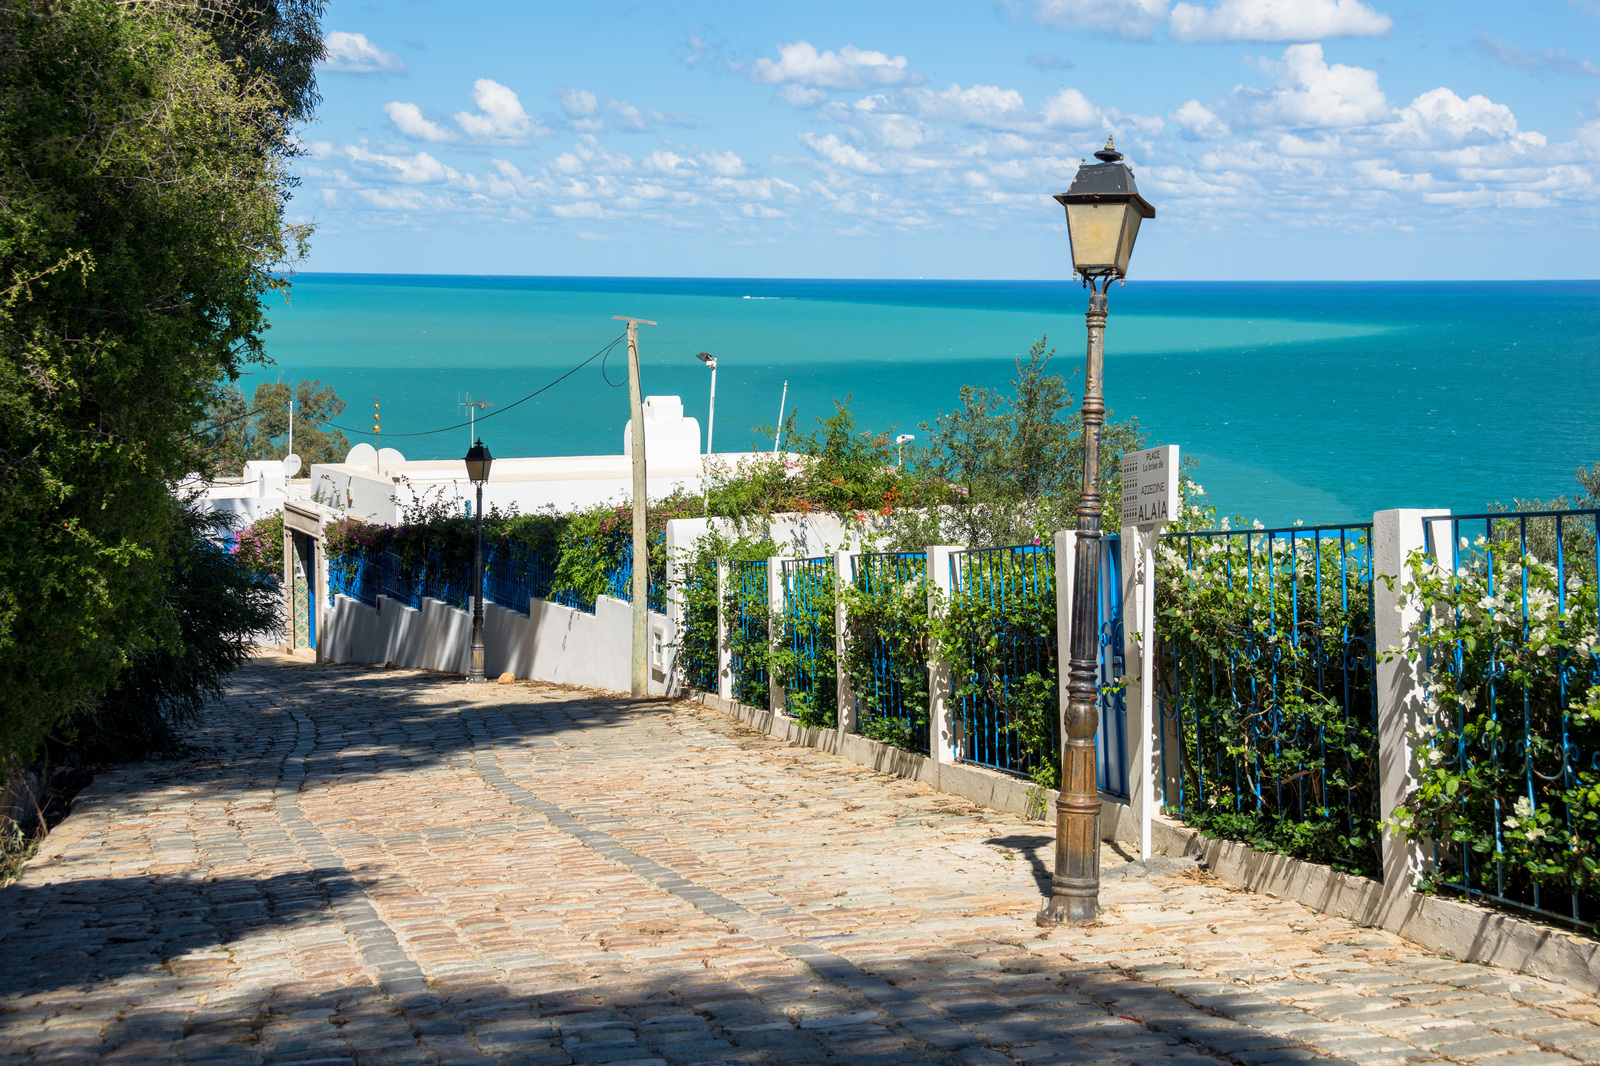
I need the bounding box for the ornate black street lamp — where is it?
[1044,137,1154,925]
[464,438,493,683]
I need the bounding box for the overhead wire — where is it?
[300,331,629,440]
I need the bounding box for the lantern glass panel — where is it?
[1115,210,1144,276]
[1065,202,1127,274]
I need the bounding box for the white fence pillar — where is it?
[1373,508,1452,909]
[835,549,857,734]
[927,545,960,764]
[768,556,788,716]
[1119,522,1160,860]
[1053,528,1078,767]
[716,559,733,700]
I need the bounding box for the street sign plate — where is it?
[1120,445,1179,528]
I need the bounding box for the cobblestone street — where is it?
[2,653,1598,1066]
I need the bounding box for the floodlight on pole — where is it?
[895,434,914,467]
[696,352,716,510]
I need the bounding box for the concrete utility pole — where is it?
[613,315,657,698]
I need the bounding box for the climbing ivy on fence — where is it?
[1387,529,1600,928]
[770,563,838,729]
[840,567,931,753]
[1156,527,1380,879]
[933,553,1061,790]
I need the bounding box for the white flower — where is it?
[1514,796,1533,820]
[1478,595,1495,611]
[1460,537,1469,550]
[1568,576,1584,593]
[1253,519,1264,530]
[1526,826,1546,842]
[1428,748,1446,765]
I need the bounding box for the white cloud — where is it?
[557,88,599,118]
[643,150,698,174]
[1173,99,1230,139]
[388,80,552,144]
[1169,0,1392,41]
[748,41,919,92]
[1041,88,1098,128]
[799,132,888,173]
[702,150,748,177]
[1239,44,1390,128]
[383,101,452,142]
[1388,88,1532,148]
[1033,0,1170,40]
[909,84,1031,128]
[455,79,543,142]
[321,31,406,74]
[609,99,648,132]
[344,145,455,184]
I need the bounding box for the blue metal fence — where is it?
[1157,522,1380,879]
[850,551,931,755]
[949,544,1059,781]
[605,537,667,614]
[326,538,607,616]
[781,556,836,724]
[1419,509,1600,929]
[679,557,719,692]
[1096,535,1128,799]
[731,559,770,706]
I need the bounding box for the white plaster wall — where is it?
[321,591,667,695]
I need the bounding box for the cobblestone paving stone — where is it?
[2,655,1597,1066]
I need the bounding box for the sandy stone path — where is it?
[2,653,1596,1066]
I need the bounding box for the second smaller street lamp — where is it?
[1054,138,1155,281]
[465,439,494,484]
[464,438,493,683]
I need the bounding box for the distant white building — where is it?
[308,394,782,524]
[185,459,309,527]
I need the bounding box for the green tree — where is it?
[0,0,321,761]
[197,378,350,472]
[913,335,1147,547]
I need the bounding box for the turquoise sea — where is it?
[249,275,1600,527]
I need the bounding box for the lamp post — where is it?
[696,351,716,509]
[1044,137,1155,925]
[895,433,915,467]
[464,438,493,683]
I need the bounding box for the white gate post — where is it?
[1373,508,1452,914]
[928,546,960,764]
[1053,528,1078,772]
[1119,522,1160,860]
[716,559,733,700]
[768,556,789,716]
[835,550,857,734]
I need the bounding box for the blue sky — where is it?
[296,0,1600,279]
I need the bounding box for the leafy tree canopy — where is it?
[0,0,322,761]
[199,378,350,473]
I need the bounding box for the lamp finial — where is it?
[1094,137,1122,164]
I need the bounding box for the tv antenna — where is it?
[458,393,494,448]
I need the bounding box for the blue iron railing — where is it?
[948,544,1059,782]
[781,556,836,725]
[1158,523,1380,879]
[730,559,769,706]
[679,557,719,692]
[1096,535,1128,799]
[326,539,606,616]
[605,537,667,614]
[850,551,930,755]
[1418,509,1600,929]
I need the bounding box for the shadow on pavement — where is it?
[0,870,362,1000]
[985,834,1055,896]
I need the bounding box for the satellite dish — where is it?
[282,453,302,477]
